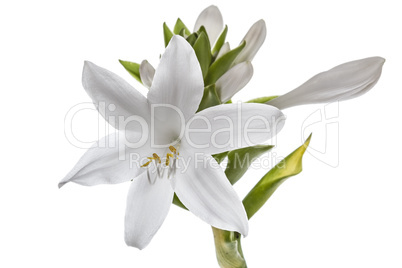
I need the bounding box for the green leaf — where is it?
[173,18,191,36]
[212,25,228,56]
[225,145,274,185]
[204,41,246,86]
[163,22,173,47]
[213,151,229,164]
[186,32,198,46]
[246,96,279,103]
[243,134,312,219]
[197,84,221,112]
[193,32,212,79]
[118,60,141,83]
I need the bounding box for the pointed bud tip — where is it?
[305,133,313,145]
[256,19,266,25]
[374,56,386,66]
[205,5,220,11]
[83,60,96,70]
[124,236,147,250]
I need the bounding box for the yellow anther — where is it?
[141,160,151,167]
[169,146,177,154]
[153,153,161,164]
[166,153,174,166]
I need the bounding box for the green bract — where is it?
[212,25,228,56]
[193,32,212,78]
[173,18,191,36]
[204,41,246,85]
[197,84,221,111]
[246,96,278,103]
[163,22,173,47]
[225,145,274,185]
[243,134,312,219]
[118,60,141,83]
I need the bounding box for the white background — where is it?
[1,0,401,267]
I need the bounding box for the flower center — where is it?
[141,145,179,168]
[141,145,180,183]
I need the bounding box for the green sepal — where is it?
[178,28,186,37]
[197,84,221,112]
[173,18,191,36]
[186,32,198,46]
[196,25,209,39]
[204,41,246,86]
[225,145,274,185]
[213,151,229,164]
[243,134,312,219]
[173,194,187,210]
[246,96,279,103]
[193,32,212,79]
[212,25,228,56]
[163,22,173,47]
[118,60,142,83]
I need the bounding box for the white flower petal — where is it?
[233,20,266,66]
[216,61,254,102]
[147,35,204,121]
[139,60,155,89]
[193,5,224,47]
[125,171,174,249]
[183,103,285,155]
[172,148,248,236]
[216,42,230,60]
[59,132,151,188]
[82,61,149,130]
[267,57,386,110]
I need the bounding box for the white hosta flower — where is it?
[267,57,385,110]
[216,61,254,103]
[193,5,223,48]
[60,36,285,249]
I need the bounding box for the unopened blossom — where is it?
[267,57,385,109]
[139,6,266,103]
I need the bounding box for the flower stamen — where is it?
[166,153,174,166]
[141,153,161,167]
[142,147,179,169]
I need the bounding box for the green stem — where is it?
[212,227,247,268]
